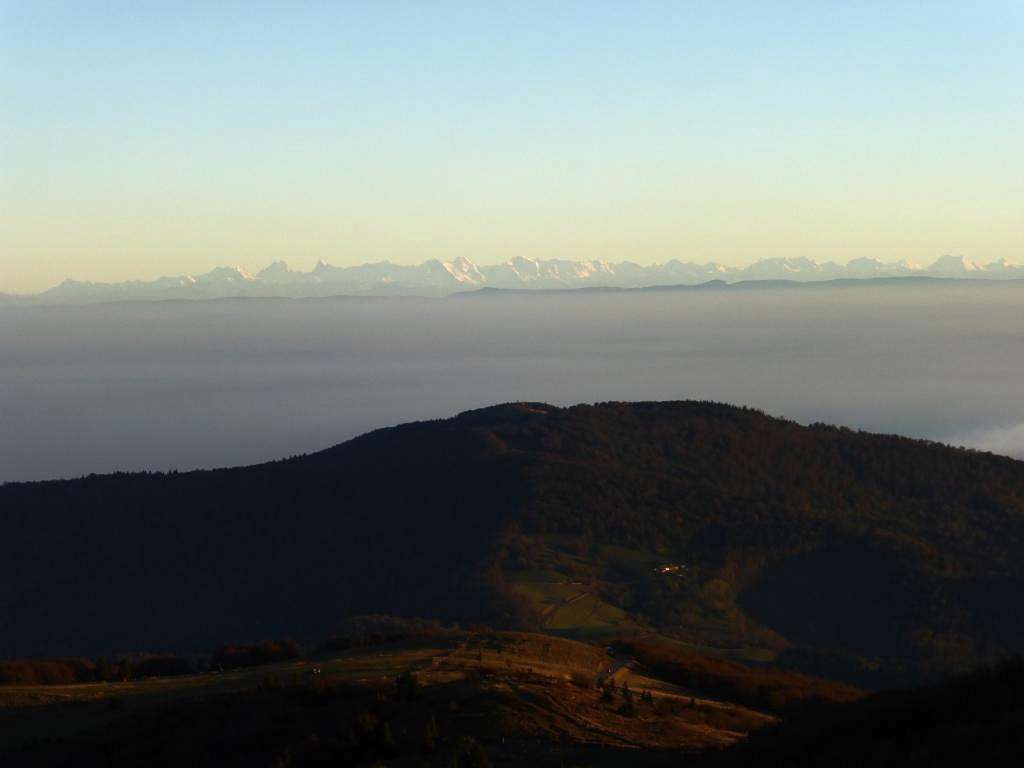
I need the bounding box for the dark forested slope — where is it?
[700,659,1024,766]
[3,401,1023,684]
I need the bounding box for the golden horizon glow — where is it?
[2,2,1022,293]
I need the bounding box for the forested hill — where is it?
[3,402,1023,685]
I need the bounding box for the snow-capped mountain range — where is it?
[4,255,1022,305]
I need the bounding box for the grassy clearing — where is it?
[508,579,643,636]
[546,593,638,633]
[597,544,666,576]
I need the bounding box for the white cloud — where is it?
[952,423,1024,460]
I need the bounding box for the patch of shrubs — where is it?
[0,653,194,685]
[318,615,453,653]
[210,639,299,670]
[0,659,96,686]
[613,637,864,712]
[395,670,424,701]
[127,654,193,679]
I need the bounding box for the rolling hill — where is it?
[3,401,1024,686]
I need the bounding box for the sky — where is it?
[1,1,1022,293]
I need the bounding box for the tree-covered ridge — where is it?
[2,401,1022,685]
[467,403,1024,683]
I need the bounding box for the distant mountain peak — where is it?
[444,256,486,284]
[929,254,982,273]
[986,257,1021,271]
[198,265,255,283]
[259,260,291,275]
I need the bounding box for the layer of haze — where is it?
[3,2,1023,292]
[2,283,1023,483]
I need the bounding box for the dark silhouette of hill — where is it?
[3,401,1023,685]
[700,658,1024,766]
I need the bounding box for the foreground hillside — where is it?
[4,630,1019,766]
[1,630,777,766]
[3,401,1024,684]
[700,658,1024,766]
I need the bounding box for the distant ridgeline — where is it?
[3,254,1023,304]
[2,401,1024,687]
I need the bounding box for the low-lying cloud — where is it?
[951,423,1024,460]
[3,281,1024,483]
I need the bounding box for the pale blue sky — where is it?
[2,1,1022,292]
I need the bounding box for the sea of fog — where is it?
[2,282,1023,484]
